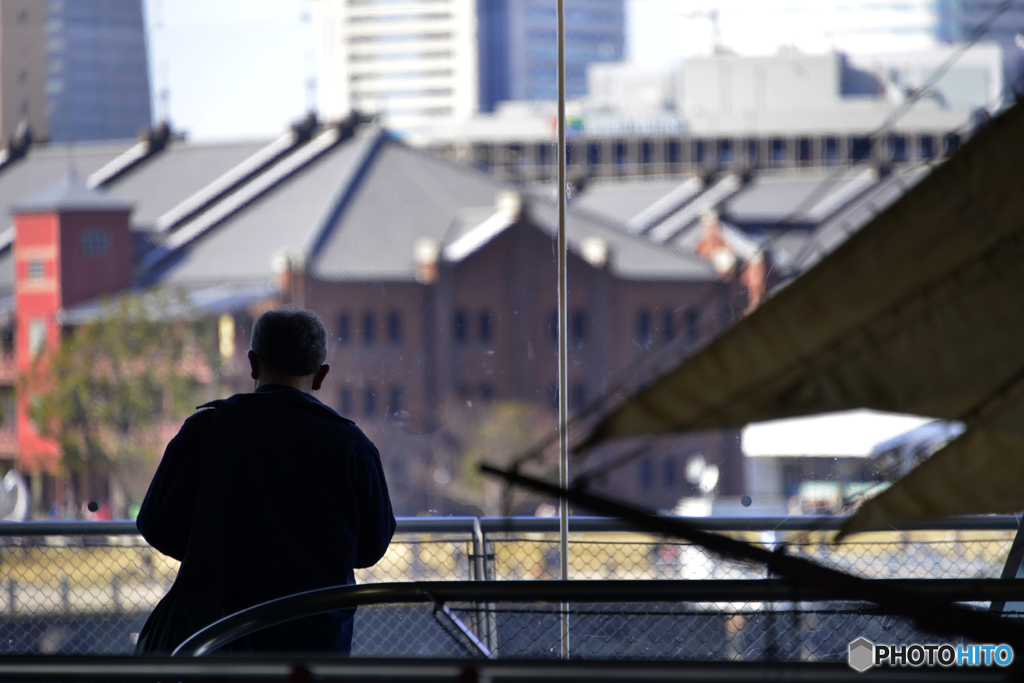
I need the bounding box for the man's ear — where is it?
[248,350,261,381]
[311,363,330,391]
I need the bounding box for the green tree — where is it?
[435,399,557,516]
[23,290,220,517]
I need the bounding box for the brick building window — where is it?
[665,457,676,489]
[825,137,838,162]
[570,310,585,348]
[339,388,353,415]
[364,386,376,417]
[919,135,934,159]
[771,138,786,162]
[717,138,732,162]
[363,312,375,346]
[453,310,467,345]
[28,319,46,357]
[479,384,493,401]
[388,311,402,345]
[686,309,699,345]
[851,136,871,161]
[338,313,350,345]
[667,140,680,163]
[663,310,674,343]
[798,137,811,163]
[571,384,587,413]
[479,310,492,343]
[636,309,651,347]
[387,386,403,419]
[889,135,907,163]
[81,229,110,256]
[28,260,44,280]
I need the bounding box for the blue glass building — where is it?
[477,0,625,112]
[46,0,151,142]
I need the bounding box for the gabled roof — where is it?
[722,167,877,228]
[790,164,933,272]
[526,199,717,281]
[442,205,518,263]
[570,177,701,228]
[145,129,376,287]
[309,136,716,283]
[13,176,133,214]
[0,140,133,227]
[309,135,507,281]
[140,128,718,288]
[101,137,274,229]
[571,164,933,280]
[438,197,718,282]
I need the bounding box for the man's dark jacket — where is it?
[137,385,396,652]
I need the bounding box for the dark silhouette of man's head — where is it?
[248,308,330,391]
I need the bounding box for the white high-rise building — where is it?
[317,0,626,134]
[632,1,1024,90]
[318,0,481,133]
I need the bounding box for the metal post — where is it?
[471,518,485,583]
[556,0,570,661]
[471,518,498,655]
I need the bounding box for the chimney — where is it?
[414,238,440,285]
[695,208,737,280]
[271,250,306,306]
[580,236,610,269]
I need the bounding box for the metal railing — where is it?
[171,578,1024,658]
[0,516,1018,657]
[0,657,998,682]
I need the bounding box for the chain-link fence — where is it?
[0,518,1017,657]
[488,530,1015,581]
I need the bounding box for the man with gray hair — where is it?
[136,307,395,654]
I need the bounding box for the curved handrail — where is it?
[173,578,1024,657]
[4,518,1019,540]
[0,514,1018,537]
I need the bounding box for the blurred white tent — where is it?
[578,102,1024,538]
[743,410,932,458]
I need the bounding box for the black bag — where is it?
[135,405,233,655]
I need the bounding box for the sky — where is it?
[145,0,704,141]
[144,0,316,141]
[144,0,945,141]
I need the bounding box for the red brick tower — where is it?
[12,177,132,478]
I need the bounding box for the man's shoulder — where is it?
[200,391,352,422]
[196,391,371,444]
[178,404,218,432]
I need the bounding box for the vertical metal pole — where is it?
[472,517,498,655]
[556,0,570,661]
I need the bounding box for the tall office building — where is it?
[0,0,48,144]
[319,0,481,133]
[45,0,152,142]
[477,0,625,110]
[318,0,624,132]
